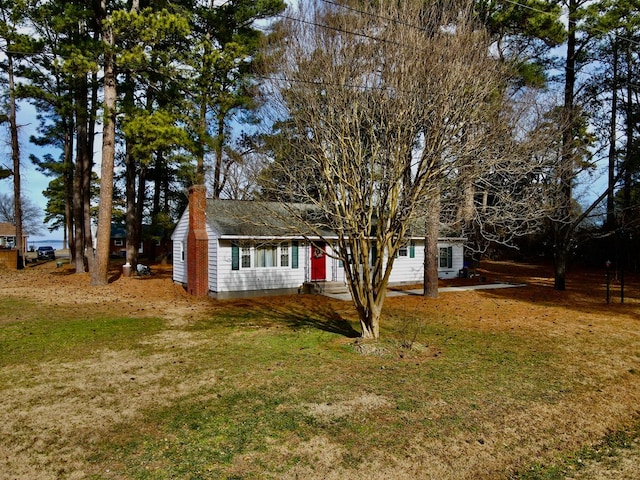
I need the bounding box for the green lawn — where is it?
[1,267,640,479]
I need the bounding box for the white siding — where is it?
[388,240,423,284]
[207,225,218,293]
[173,207,466,293]
[216,240,307,293]
[171,211,189,285]
[171,210,217,292]
[326,239,465,285]
[389,239,464,281]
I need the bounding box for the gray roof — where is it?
[202,199,464,241]
[205,200,334,238]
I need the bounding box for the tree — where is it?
[185,0,285,191]
[24,0,103,270]
[0,0,34,268]
[422,0,565,295]
[89,0,117,286]
[263,0,505,339]
[548,0,640,289]
[0,192,44,237]
[113,4,191,272]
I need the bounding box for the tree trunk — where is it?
[91,5,116,286]
[7,52,23,269]
[555,0,577,291]
[64,118,75,257]
[134,166,147,261]
[78,73,95,273]
[424,190,440,298]
[554,240,568,291]
[124,143,138,273]
[622,41,633,229]
[358,302,381,340]
[606,43,618,230]
[72,144,85,272]
[214,112,227,198]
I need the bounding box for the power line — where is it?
[275,12,404,48]
[277,1,640,97]
[319,0,640,50]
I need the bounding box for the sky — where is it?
[0,102,68,242]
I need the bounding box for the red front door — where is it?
[311,243,326,281]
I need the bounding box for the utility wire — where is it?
[277,1,640,95]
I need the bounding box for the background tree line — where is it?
[0,0,638,307]
[0,0,285,281]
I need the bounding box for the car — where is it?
[37,246,56,260]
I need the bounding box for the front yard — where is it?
[0,260,639,479]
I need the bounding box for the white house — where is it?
[172,189,464,298]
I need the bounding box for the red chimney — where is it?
[187,185,208,296]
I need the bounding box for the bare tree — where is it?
[262,0,505,339]
[444,92,573,257]
[0,192,44,237]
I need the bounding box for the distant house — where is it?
[0,222,28,251]
[172,187,465,298]
[0,222,28,269]
[109,223,172,261]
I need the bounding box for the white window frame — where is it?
[280,242,290,267]
[255,243,278,268]
[241,245,251,268]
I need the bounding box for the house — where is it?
[108,223,173,261]
[172,186,464,297]
[0,222,28,269]
[0,222,28,251]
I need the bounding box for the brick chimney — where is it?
[187,185,208,296]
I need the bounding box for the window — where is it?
[255,244,277,267]
[241,246,251,268]
[114,239,123,246]
[280,243,289,267]
[180,241,185,262]
[231,241,299,270]
[439,246,453,269]
[232,243,251,269]
[398,245,408,257]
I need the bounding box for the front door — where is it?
[311,243,326,281]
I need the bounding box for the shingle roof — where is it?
[201,200,464,241]
[204,200,334,238]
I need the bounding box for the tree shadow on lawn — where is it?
[226,295,361,338]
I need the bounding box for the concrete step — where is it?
[302,281,349,295]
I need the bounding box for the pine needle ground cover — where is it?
[0,261,639,479]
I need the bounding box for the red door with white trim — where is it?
[311,243,326,281]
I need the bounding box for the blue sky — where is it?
[0,102,66,241]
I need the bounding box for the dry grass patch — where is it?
[1,260,639,479]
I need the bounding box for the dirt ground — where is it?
[1,257,639,479]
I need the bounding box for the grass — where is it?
[85,308,569,479]
[0,297,165,367]
[514,423,640,479]
[2,263,640,479]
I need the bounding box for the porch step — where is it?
[302,281,349,295]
